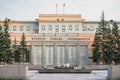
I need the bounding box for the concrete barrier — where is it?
[83,65,109,70]
[0,65,28,80]
[107,65,120,80]
[28,65,43,70]
[82,65,120,80]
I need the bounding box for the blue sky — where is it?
[0,0,120,21]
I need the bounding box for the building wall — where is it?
[0,14,120,66]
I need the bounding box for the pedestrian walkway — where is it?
[29,70,107,80]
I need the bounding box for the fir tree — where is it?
[92,25,103,64]
[17,33,29,63]
[92,11,105,64]
[112,21,120,64]
[92,11,109,64]
[0,24,4,63]
[102,25,113,64]
[3,18,12,64]
[12,37,17,63]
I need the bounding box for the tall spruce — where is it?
[12,37,17,63]
[92,11,109,64]
[112,21,120,64]
[17,33,29,63]
[2,18,12,64]
[92,29,102,64]
[102,24,113,64]
[0,25,4,63]
[92,11,105,64]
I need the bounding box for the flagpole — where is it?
[63,3,65,14]
[56,3,58,14]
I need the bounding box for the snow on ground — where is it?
[28,70,107,80]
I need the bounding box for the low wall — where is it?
[0,65,28,80]
[82,65,120,80]
[83,65,109,70]
[28,65,43,70]
[107,65,120,80]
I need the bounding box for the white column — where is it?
[42,43,46,65]
[31,44,34,64]
[76,43,80,65]
[65,42,68,64]
[54,43,57,66]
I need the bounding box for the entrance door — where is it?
[80,45,88,65]
[34,46,43,65]
[45,45,54,65]
[68,45,77,65]
[56,45,65,65]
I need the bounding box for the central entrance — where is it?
[33,44,89,66]
[56,45,65,65]
[45,45,54,65]
[68,45,77,65]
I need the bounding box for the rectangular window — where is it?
[75,25,79,30]
[62,30,65,33]
[20,26,23,31]
[88,26,94,31]
[13,26,16,31]
[26,26,30,31]
[49,25,52,30]
[42,25,45,30]
[62,25,65,30]
[69,25,72,30]
[35,26,38,31]
[56,30,59,33]
[55,25,59,30]
[83,26,87,31]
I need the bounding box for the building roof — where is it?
[39,14,85,23]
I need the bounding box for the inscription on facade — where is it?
[31,37,90,41]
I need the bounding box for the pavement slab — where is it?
[28,70,107,80]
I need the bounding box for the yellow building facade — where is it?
[0,14,119,66]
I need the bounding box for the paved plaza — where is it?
[29,70,107,80]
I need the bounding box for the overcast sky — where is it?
[0,0,120,21]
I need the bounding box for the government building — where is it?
[0,14,119,66]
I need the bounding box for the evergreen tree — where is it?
[92,11,111,64]
[92,11,106,64]
[92,25,103,64]
[112,21,120,64]
[102,25,113,64]
[12,37,17,63]
[16,33,29,63]
[3,18,12,64]
[0,25,4,63]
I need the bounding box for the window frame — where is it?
[13,26,16,31]
[69,25,72,30]
[20,25,23,31]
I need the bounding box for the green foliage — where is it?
[112,22,120,64]
[102,26,113,64]
[12,37,18,63]
[92,11,108,64]
[0,18,12,64]
[0,25,4,63]
[3,18,12,64]
[0,18,30,64]
[92,12,120,65]
[14,33,29,63]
